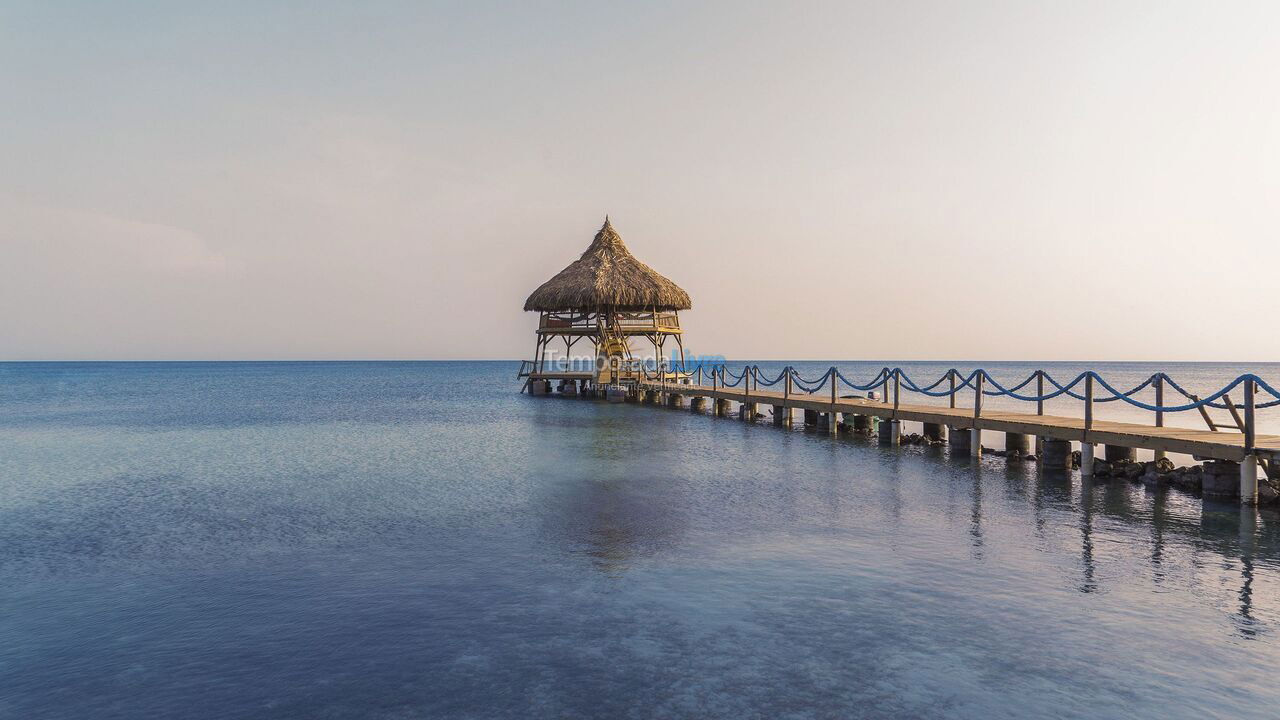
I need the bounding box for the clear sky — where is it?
[2,1,1276,361]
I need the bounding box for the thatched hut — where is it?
[521,218,690,393]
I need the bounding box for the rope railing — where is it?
[637,361,1280,450]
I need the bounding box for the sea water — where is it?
[3,361,1280,719]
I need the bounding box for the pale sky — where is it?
[2,1,1276,361]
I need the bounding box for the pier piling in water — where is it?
[1203,461,1242,498]
[715,398,732,417]
[1005,433,1030,455]
[772,405,787,426]
[1041,439,1073,469]
[879,419,901,445]
[1242,455,1259,503]
[1081,443,1096,476]
[948,426,971,453]
[1104,445,1137,463]
[690,396,706,412]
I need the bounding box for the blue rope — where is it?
[835,367,889,392]
[751,366,788,387]
[681,363,1280,414]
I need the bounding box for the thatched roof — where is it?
[524,218,692,312]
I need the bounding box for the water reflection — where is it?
[969,470,984,560]
[1078,478,1098,594]
[1149,487,1169,585]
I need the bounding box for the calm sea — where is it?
[3,360,1280,719]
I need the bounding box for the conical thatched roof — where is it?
[524,218,692,312]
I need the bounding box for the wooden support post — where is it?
[1035,370,1045,455]
[971,371,984,458]
[1243,379,1258,503]
[882,369,890,404]
[1153,374,1166,461]
[829,368,838,435]
[1084,373,1094,433]
[743,366,751,410]
[1036,370,1044,417]
[1244,378,1256,454]
[784,367,791,405]
[949,369,957,409]
[892,369,900,417]
[1081,373,1096,476]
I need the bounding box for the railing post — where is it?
[744,365,750,406]
[881,369,889,404]
[1036,370,1044,416]
[1084,373,1093,433]
[1244,377,1258,503]
[971,370,984,458]
[696,365,702,386]
[1244,378,1256,453]
[949,369,956,409]
[1154,374,1164,428]
[1035,369,1045,455]
[784,367,791,403]
[1081,372,1096,475]
[1153,374,1166,461]
[974,371,983,419]
[893,368,900,416]
[828,368,838,435]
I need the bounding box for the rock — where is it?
[1094,460,1112,477]
[1260,481,1280,504]
[1024,454,1038,462]
[1154,457,1175,474]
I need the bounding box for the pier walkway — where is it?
[616,365,1280,503]
[637,379,1280,463]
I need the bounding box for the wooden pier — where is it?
[636,378,1280,465]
